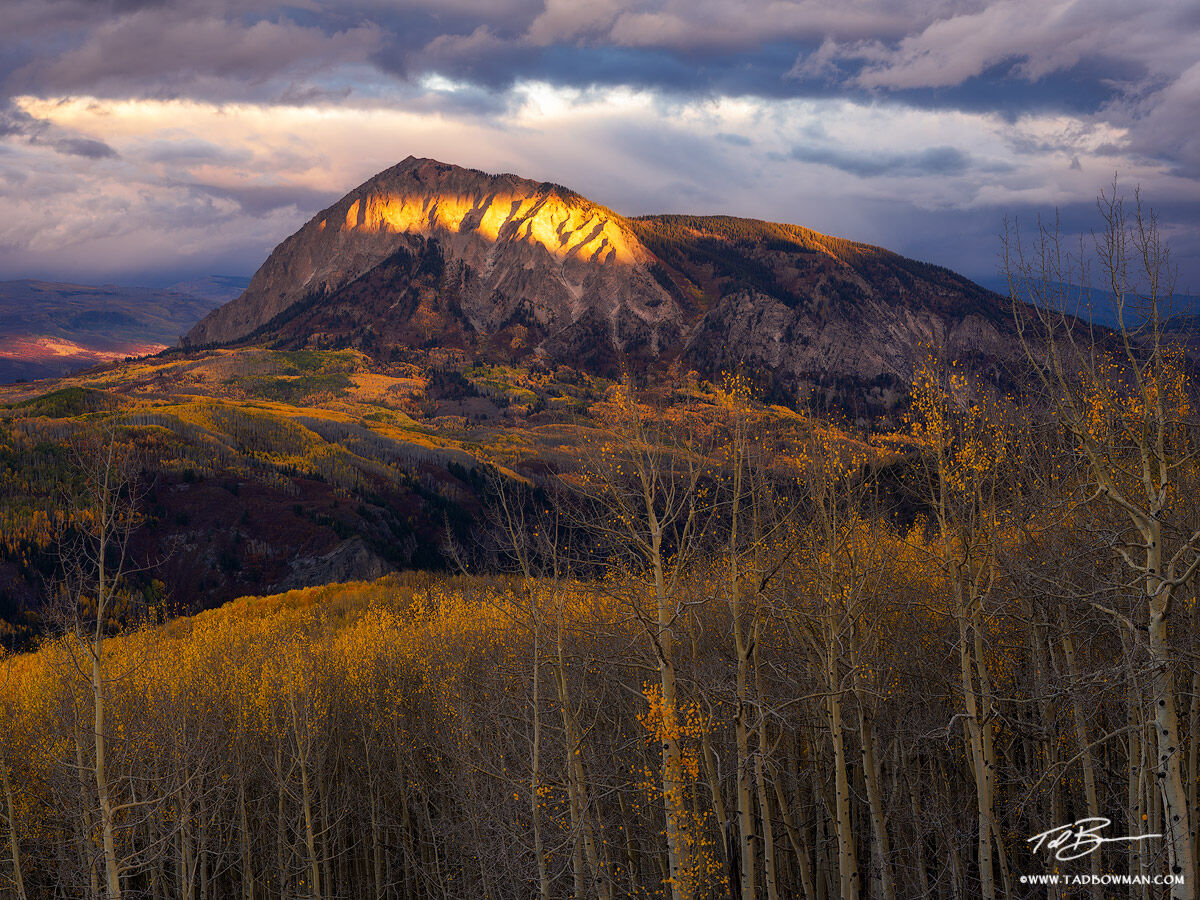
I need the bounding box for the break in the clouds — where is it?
[1,0,1198,287]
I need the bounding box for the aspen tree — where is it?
[791,427,868,900]
[489,474,615,900]
[577,379,712,900]
[715,376,776,900]
[910,355,1014,900]
[55,423,147,900]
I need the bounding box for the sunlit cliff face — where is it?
[183,158,682,347]
[327,190,647,266]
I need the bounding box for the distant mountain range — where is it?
[0,277,245,383]
[185,157,1016,415]
[973,275,1199,330]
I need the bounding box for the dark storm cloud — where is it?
[7,10,382,101]
[0,1,1174,112]
[0,1,1193,158]
[880,192,1200,298]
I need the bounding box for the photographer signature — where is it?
[1028,818,1161,861]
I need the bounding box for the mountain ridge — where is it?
[185,157,1017,412]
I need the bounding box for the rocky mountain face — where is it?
[185,156,1015,409]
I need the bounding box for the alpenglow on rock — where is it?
[185,157,680,353]
[185,156,1015,407]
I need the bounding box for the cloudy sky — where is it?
[2,0,1199,290]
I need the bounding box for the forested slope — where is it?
[3,364,1199,899]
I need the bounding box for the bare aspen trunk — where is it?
[1141,738,1154,900]
[179,785,195,900]
[199,792,209,900]
[734,632,756,900]
[700,730,728,835]
[299,757,321,900]
[318,770,332,900]
[970,603,1011,898]
[369,784,382,900]
[753,652,779,900]
[964,607,1012,900]
[530,633,551,900]
[956,612,994,900]
[238,776,254,900]
[1057,607,1102,896]
[817,782,841,900]
[857,707,895,900]
[905,753,930,900]
[726,457,757,900]
[770,769,817,900]
[617,791,640,894]
[826,674,858,900]
[274,745,287,898]
[0,746,26,900]
[1031,608,1064,832]
[91,651,120,900]
[554,656,612,900]
[568,769,587,900]
[850,613,894,900]
[755,729,780,900]
[659,649,690,900]
[935,752,965,900]
[395,743,415,897]
[74,725,102,900]
[1149,591,1195,899]
[650,521,692,900]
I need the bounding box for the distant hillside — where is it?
[0,279,238,383]
[165,275,253,306]
[0,345,848,643]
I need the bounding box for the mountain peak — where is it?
[184,158,665,349]
[183,158,1012,411]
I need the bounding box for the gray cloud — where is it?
[46,136,118,158]
[1120,60,1200,177]
[0,105,33,137]
[0,99,118,158]
[790,143,971,178]
[142,139,250,165]
[0,2,1194,143]
[188,182,343,217]
[5,8,382,102]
